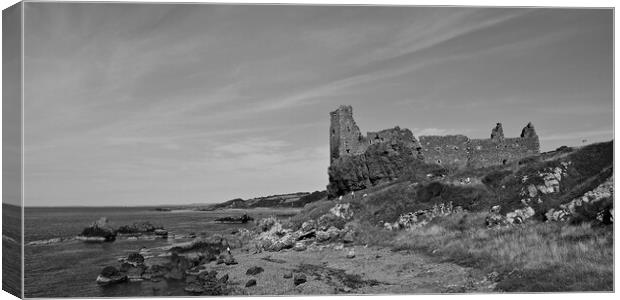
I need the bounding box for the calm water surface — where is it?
[24,206,297,297]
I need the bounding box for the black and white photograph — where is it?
[1,0,615,298]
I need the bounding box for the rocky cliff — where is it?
[327,136,433,198]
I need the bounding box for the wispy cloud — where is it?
[22,4,612,206]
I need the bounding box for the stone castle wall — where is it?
[419,135,540,169]
[330,105,540,171]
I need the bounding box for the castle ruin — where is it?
[328,105,540,197]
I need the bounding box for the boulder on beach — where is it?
[343,231,355,243]
[217,252,238,265]
[246,266,264,276]
[316,230,330,242]
[245,279,257,287]
[301,220,316,232]
[293,273,307,285]
[346,249,356,259]
[293,242,307,251]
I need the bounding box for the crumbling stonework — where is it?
[328,105,541,197]
[330,105,368,162]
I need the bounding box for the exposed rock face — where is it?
[546,175,614,223]
[329,203,354,220]
[385,202,463,231]
[327,138,422,197]
[254,203,358,252]
[254,218,296,252]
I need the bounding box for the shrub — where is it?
[317,213,346,230]
[287,200,335,230]
[294,190,327,207]
[570,196,613,225]
[257,216,279,232]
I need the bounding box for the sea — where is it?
[22,206,298,298]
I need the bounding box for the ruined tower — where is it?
[329,105,367,163]
[520,122,538,139]
[490,123,504,141]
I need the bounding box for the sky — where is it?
[21,3,613,206]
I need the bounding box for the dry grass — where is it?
[392,213,613,292]
[285,200,337,230]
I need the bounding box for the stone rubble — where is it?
[546,175,613,223]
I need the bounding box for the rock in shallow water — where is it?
[96,274,128,285]
[97,266,128,285]
[126,252,145,265]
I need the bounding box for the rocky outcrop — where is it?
[485,204,537,228]
[546,175,614,223]
[98,237,232,295]
[327,139,423,197]
[96,266,128,284]
[214,214,253,223]
[520,164,568,198]
[78,218,170,242]
[385,202,464,231]
[253,203,357,252]
[254,217,297,252]
[78,217,116,242]
[116,221,168,237]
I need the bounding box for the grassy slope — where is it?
[391,213,613,291]
[287,140,614,292]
